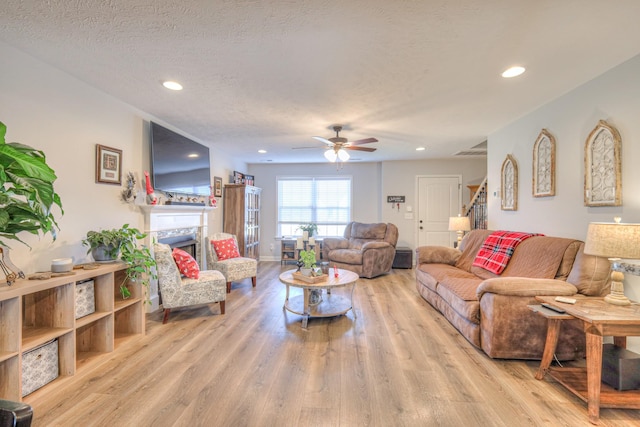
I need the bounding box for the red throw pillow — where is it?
[212,238,240,261]
[172,248,200,279]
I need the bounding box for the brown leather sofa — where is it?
[415,229,611,360]
[322,222,399,278]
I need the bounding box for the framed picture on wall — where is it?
[501,154,518,211]
[532,129,556,197]
[95,144,122,185]
[584,120,622,206]
[214,176,223,197]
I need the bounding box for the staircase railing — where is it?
[463,176,487,230]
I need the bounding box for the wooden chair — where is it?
[207,233,257,293]
[153,243,226,324]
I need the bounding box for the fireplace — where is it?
[139,205,214,312]
[157,228,200,263]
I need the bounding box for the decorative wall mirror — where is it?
[501,154,518,211]
[532,129,555,197]
[584,120,622,206]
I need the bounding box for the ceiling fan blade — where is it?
[349,137,378,145]
[312,136,334,146]
[347,146,377,152]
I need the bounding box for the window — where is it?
[277,176,352,237]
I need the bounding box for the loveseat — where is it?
[415,229,611,360]
[322,222,398,278]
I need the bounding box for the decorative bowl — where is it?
[51,258,73,273]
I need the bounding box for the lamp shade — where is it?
[448,216,471,232]
[324,149,337,162]
[584,222,640,259]
[337,148,350,161]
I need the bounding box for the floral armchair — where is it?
[322,222,399,278]
[153,243,226,323]
[207,233,257,293]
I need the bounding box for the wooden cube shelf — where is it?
[0,262,145,401]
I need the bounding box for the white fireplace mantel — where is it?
[139,204,215,312]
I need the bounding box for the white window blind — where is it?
[277,176,352,237]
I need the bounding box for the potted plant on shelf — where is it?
[297,223,318,238]
[0,121,63,284]
[83,224,156,299]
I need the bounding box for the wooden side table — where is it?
[532,296,640,425]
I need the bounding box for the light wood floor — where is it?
[25,263,640,426]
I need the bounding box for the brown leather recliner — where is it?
[322,222,399,278]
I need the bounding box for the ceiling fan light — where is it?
[324,149,337,162]
[337,149,350,161]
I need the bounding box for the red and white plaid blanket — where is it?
[472,231,542,274]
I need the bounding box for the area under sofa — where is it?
[415,229,612,360]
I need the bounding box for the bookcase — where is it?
[280,238,324,265]
[223,184,262,260]
[0,262,144,401]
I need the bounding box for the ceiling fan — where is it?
[308,125,378,162]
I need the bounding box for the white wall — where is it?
[0,42,242,273]
[487,53,640,351]
[249,157,486,260]
[381,159,486,248]
[488,54,640,237]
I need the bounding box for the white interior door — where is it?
[417,176,461,248]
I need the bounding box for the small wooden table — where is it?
[279,268,358,328]
[532,296,640,424]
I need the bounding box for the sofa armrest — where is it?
[415,246,461,266]
[323,237,350,250]
[361,241,392,250]
[476,277,578,300]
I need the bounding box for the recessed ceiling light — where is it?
[162,81,183,90]
[416,147,426,151]
[258,149,267,154]
[501,66,525,78]
[187,153,199,158]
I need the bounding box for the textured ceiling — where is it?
[2,0,640,164]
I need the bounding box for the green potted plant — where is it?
[298,249,318,276]
[297,223,318,237]
[0,121,63,283]
[83,224,156,299]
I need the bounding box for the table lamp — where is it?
[583,218,640,306]
[448,215,471,246]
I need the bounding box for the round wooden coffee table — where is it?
[279,268,358,328]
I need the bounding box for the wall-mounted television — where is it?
[150,122,211,196]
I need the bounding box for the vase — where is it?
[309,289,322,306]
[91,244,120,262]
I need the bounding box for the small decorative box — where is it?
[22,339,59,396]
[75,279,96,319]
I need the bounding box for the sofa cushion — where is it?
[436,279,482,323]
[499,236,576,278]
[417,246,461,265]
[172,248,200,279]
[566,243,612,296]
[351,222,387,240]
[555,241,581,280]
[418,263,478,286]
[418,263,482,322]
[212,237,240,261]
[327,248,363,265]
[472,231,541,274]
[455,230,492,272]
